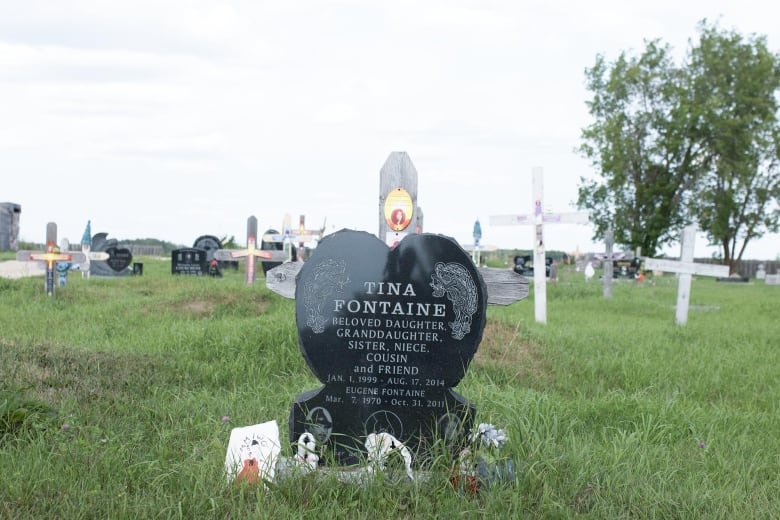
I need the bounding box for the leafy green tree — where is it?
[578,41,704,257]
[688,21,780,270]
[220,235,239,248]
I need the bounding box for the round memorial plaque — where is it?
[383,188,414,232]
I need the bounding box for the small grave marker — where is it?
[89,232,133,276]
[214,216,287,285]
[193,234,237,270]
[765,274,780,285]
[16,222,85,296]
[490,167,589,323]
[171,248,209,275]
[644,226,729,325]
[193,235,222,262]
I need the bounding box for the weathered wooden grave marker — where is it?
[603,229,614,299]
[267,154,529,305]
[490,167,589,323]
[379,152,423,246]
[16,222,85,296]
[644,225,729,325]
[215,216,288,285]
[264,151,528,471]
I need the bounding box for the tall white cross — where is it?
[490,167,589,324]
[644,225,729,325]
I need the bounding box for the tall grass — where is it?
[1,257,778,518]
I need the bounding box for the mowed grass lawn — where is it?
[1,255,779,519]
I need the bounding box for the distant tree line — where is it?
[116,238,181,255]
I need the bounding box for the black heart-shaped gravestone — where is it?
[105,247,132,272]
[289,229,487,465]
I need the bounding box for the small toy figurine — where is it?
[294,432,319,471]
[54,246,71,287]
[365,432,414,481]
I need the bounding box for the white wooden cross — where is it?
[644,225,729,325]
[490,167,589,324]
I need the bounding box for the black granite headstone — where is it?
[289,230,487,465]
[192,235,221,261]
[613,258,641,279]
[172,248,208,275]
[513,255,532,276]
[194,234,237,271]
[90,233,133,276]
[106,246,132,272]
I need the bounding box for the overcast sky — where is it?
[2,0,779,259]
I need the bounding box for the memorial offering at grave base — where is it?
[225,420,281,489]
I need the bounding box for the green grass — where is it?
[1,257,779,518]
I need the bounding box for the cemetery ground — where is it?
[1,254,778,519]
